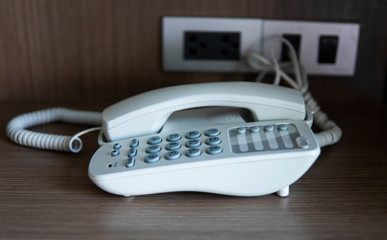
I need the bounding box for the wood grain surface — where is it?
[0,0,386,104]
[0,102,386,239]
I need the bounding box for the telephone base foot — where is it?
[276,186,289,197]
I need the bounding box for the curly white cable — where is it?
[246,37,342,147]
[6,108,102,153]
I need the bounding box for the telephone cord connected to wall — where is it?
[246,37,342,147]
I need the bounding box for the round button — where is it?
[144,154,160,163]
[165,142,181,151]
[236,127,246,134]
[111,150,120,157]
[166,133,182,142]
[205,128,220,137]
[185,148,202,158]
[147,136,162,145]
[185,130,201,139]
[205,137,221,146]
[113,143,121,150]
[278,124,288,131]
[206,146,223,155]
[165,151,181,160]
[146,145,161,154]
[264,125,275,132]
[296,136,310,149]
[250,126,260,133]
[185,139,201,148]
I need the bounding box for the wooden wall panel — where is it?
[0,0,385,104]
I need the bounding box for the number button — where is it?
[185,139,201,148]
[206,146,223,155]
[165,151,181,160]
[166,133,182,142]
[205,128,220,137]
[126,157,135,168]
[147,136,162,145]
[185,130,200,139]
[146,145,161,154]
[205,137,221,146]
[185,148,202,158]
[165,142,181,151]
[144,154,160,164]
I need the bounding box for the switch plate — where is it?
[262,20,360,76]
[162,17,360,76]
[162,17,262,72]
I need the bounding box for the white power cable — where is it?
[6,108,102,153]
[246,37,342,147]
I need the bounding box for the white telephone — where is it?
[88,81,321,197]
[6,38,342,198]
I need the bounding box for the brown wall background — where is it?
[0,0,386,105]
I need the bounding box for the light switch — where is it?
[318,35,339,64]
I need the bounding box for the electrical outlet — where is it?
[162,17,262,72]
[184,31,240,60]
[162,17,360,76]
[262,20,360,76]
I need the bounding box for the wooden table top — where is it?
[1,102,386,240]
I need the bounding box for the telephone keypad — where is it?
[107,123,308,168]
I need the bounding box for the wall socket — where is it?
[162,17,360,76]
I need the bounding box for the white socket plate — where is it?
[162,17,262,72]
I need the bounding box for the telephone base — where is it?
[89,119,320,197]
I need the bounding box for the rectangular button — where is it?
[318,35,339,64]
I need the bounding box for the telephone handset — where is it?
[102,81,306,141]
[89,82,321,197]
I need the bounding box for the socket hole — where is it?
[189,48,197,56]
[108,164,113,168]
[221,49,230,56]
[189,35,197,42]
[199,42,206,49]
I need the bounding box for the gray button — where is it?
[250,126,260,133]
[205,137,221,146]
[264,125,275,132]
[111,150,120,157]
[165,151,181,160]
[113,143,121,150]
[185,148,202,158]
[166,133,182,142]
[165,142,181,151]
[185,139,201,148]
[205,128,220,137]
[144,154,160,163]
[126,157,135,168]
[128,148,137,157]
[206,146,223,155]
[296,136,310,149]
[130,139,139,148]
[278,124,288,131]
[146,145,161,154]
[236,127,246,134]
[147,136,162,145]
[185,130,201,139]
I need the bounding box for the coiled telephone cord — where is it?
[246,37,342,147]
[6,108,101,153]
